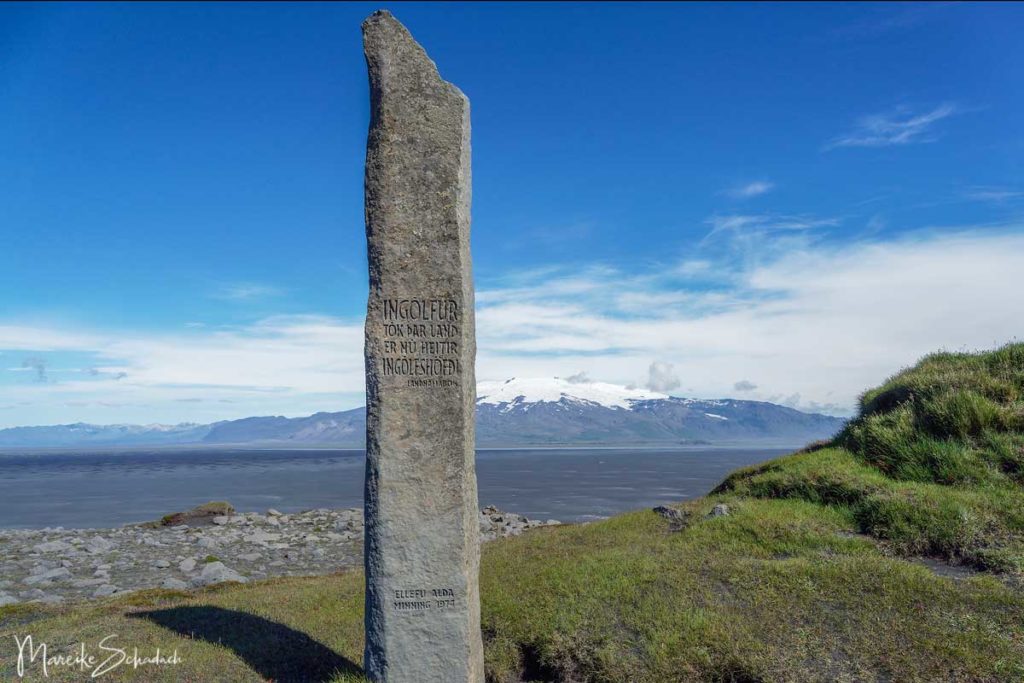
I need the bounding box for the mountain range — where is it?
[0,377,846,449]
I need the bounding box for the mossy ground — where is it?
[3,345,1023,682]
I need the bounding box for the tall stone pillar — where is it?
[361,10,483,683]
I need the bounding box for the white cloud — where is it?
[646,361,681,393]
[475,228,1024,416]
[2,228,1023,426]
[825,103,958,150]
[723,181,774,199]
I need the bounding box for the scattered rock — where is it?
[211,516,230,526]
[1,505,551,604]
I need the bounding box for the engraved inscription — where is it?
[380,298,462,386]
[393,587,458,612]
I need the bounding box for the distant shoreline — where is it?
[0,440,809,456]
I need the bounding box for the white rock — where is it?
[193,562,247,587]
[84,537,114,554]
[93,585,119,597]
[160,578,189,590]
[267,508,283,517]
[178,558,197,572]
[0,593,19,606]
[211,516,229,526]
[196,536,218,549]
[153,559,171,569]
[238,553,262,562]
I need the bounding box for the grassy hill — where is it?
[2,345,1023,682]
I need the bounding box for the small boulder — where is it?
[178,558,197,572]
[23,567,72,585]
[33,540,71,553]
[708,504,731,518]
[84,537,114,554]
[193,562,247,587]
[160,578,189,590]
[153,559,171,569]
[0,593,19,606]
[267,508,283,517]
[93,584,119,598]
[653,506,686,522]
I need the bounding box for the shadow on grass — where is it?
[132,606,362,681]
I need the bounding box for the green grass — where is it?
[719,343,1024,574]
[3,345,1023,681]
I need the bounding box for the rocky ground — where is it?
[0,504,559,606]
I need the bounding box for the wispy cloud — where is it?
[704,214,838,239]
[212,283,285,301]
[964,186,1024,203]
[723,181,774,199]
[824,103,958,150]
[825,3,959,42]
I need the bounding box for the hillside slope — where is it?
[718,343,1024,573]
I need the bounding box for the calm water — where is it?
[0,447,790,529]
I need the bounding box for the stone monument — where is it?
[361,10,484,682]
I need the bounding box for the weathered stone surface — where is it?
[193,561,246,587]
[361,10,483,682]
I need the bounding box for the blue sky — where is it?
[1,2,1023,427]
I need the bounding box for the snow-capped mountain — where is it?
[474,377,845,446]
[478,377,668,410]
[0,377,846,449]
